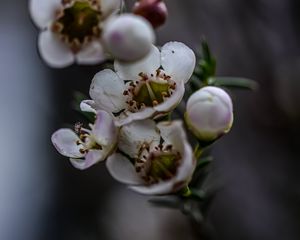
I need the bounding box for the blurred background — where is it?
[1,0,300,239]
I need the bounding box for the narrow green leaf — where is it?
[189,188,206,201]
[208,77,258,90]
[197,156,213,169]
[148,197,181,209]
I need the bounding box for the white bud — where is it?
[103,14,155,62]
[185,86,233,141]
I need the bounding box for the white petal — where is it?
[157,121,185,149]
[106,153,143,185]
[131,121,195,195]
[93,110,118,147]
[51,129,84,158]
[90,69,127,113]
[114,45,160,81]
[29,0,61,29]
[70,150,104,170]
[175,140,195,185]
[38,30,74,68]
[115,108,156,127]
[80,100,97,113]
[188,86,233,113]
[76,40,106,65]
[158,121,196,184]
[154,81,185,112]
[101,0,122,18]
[161,42,196,83]
[119,119,160,158]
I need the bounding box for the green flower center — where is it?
[52,0,101,52]
[75,123,102,154]
[123,70,176,112]
[135,143,181,184]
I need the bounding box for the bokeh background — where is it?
[1,0,300,239]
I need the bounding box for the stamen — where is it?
[74,122,83,133]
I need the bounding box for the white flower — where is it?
[106,120,196,195]
[185,86,234,141]
[81,41,196,126]
[29,0,122,68]
[51,110,118,170]
[103,14,155,61]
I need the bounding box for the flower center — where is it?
[52,0,101,52]
[135,142,181,184]
[75,122,102,154]
[123,69,176,112]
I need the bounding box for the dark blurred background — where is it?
[1,0,300,239]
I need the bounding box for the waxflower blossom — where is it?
[103,14,155,61]
[185,86,234,142]
[80,41,196,126]
[51,110,118,170]
[106,120,196,195]
[29,0,122,68]
[133,0,168,28]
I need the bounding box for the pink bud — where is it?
[132,0,168,28]
[185,87,234,141]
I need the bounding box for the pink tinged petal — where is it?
[29,0,61,29]
[80,100,97,113]
[101,0,123,18]
[200,87,233,112]
[76,41,106,65]
[161,41,196,83]
[154,81,185,112]
[115,107,156,127]
[90,69,127,113]
[106,153,143,185]
[114,45,160,81]
[70,150,103,170]
[93,110,118,147]
[103,14,155,61]
[51,129,84,158]
[118,119,160,158]
[38,30,74,68]
[186,87,233,138]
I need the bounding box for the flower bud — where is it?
[185,86,233,142]
[133,0,168,28]
[103,14,155,62]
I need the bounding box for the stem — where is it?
[194,144,203,159]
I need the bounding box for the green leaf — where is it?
[208,77,258,90]
[148,197,181,209]
[197,156,213,170]
[193,40,217,83]
[189,188,206,201]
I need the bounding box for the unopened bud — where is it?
[133,0,168,28]
[185,86,233,142]
[103,14,155,62]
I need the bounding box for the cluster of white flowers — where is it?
[31,0,234,195]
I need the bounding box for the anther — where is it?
[152,100,159,106]
[79,149,86,154]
